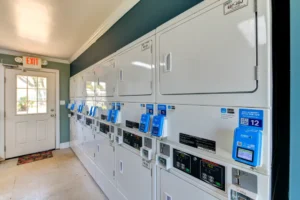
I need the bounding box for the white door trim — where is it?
[0,64,5,160]
[38,68,60,149]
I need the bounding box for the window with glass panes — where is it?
[16,75,47,115]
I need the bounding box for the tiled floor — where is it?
[0,148,108,200]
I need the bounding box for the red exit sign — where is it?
[23,56,41,68]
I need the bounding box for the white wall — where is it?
[0,64,5,160]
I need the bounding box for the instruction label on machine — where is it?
[224,0,248,15]
[239,109,264,130]
[179,133,216,153]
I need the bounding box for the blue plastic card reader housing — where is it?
[111,110,120,124]
[88,106,94,116]
[107,110,112,122]
[232,128,262,167]
[151,104,167,137]
[139,114,150,133]
[110,103,121,124]
[151,115,165,137]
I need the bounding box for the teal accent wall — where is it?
[290,0,300,199]
[71,0,203,76]
[0,54,70,143]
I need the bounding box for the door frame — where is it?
[0,65,60,160]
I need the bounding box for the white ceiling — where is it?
[0,0,136,62]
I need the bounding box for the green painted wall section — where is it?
[0,54,70,143]
[71,0,203,76]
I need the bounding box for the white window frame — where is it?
[16,75,48,115]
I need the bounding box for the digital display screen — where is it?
[237,148,254,162]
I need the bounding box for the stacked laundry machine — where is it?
[68,0,272,199]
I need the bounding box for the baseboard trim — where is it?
[60,142,70,149]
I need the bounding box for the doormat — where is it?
[17,150,53,165]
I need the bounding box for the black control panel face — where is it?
[86,118,93,126]
[100,123,109,134]
[173,149,225,191]
[123,131,142,150]
[101,114,107,120]
[126,120,140,129]
[77,114,82,120]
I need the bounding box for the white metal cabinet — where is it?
[121,103,145,130]
[162,105,271,175]
[82,69,96,97]
[95,134,116,185]
[70,77,76,99]
[158,1,257,95]
[159,169,219,200]
[115,145,153,200]
[75,75,84,98]
[116,40,154,96]
[155,0,271,108]
[83,125,95,160]
[115,32,156,102]
[94,59,117,98]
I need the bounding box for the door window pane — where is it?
[17,89,27,102]
[38,77,47,88]
[17,101,27,115]
[16,75,48,115]
[28,76,38,88]
[17,76,27,88]
[38,89,47,101]
[28,102,37,114]
[28,89,37,101]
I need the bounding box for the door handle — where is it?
[51,114,56,117]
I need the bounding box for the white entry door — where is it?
[5,69,56,158]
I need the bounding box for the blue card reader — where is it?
[111,110,121,124]
[139,113,150,133]
[151,115,166,137]
[232,128,262,167]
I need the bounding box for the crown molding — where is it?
[69,0,140,63]
[0,48,70,64]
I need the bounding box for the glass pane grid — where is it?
[16,75,48,115]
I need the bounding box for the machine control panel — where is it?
[126,120,140,129]
[173,149,225,191]
[123,131,142,150]
[101,114,107,120]
[232,128,262,167]
[85,118,93,126]
[139,104,154,133]
[151,104,167,137]
[100,123,110,134]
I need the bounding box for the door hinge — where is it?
[113,170,115,176]
[4,111,6,118]
[151,168,152,177]
[4,77,6,84]
[113,146,115,152]
[4,146,6,152]
[254,66,258,80]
